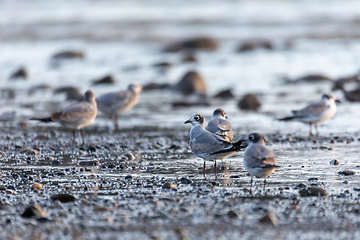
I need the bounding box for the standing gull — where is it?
[30,90,97,145]
[278,94,339,136]
[185,113,243,175]
[96,83,142,131]
[243,133,279,191]
[206,108,233,142]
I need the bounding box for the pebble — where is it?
[162,182,176,189]
[227,210,238,218]
[124,153,135,161]
[330,159,340,165]
[52,50,84,60]
[164,36,218,52]
[31,183,43,190]
[51,160,62,165]
[9,67,28,80]
[237,39,273,52]
[259,212,277,225]
[78,160,100,166]
[180,177,192,184]
[50,194,77,202]
[338,170,356,176]
[238,94,261,110]
[213,89,235,99]
[92,75,116,85]
[299,187,329,197]
[21,204,48,218]
[174,71,207,95]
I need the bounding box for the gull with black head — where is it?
[243,133,280,192]
[185,113,243,176]
[206,108,233,142]
[278,94,339,137]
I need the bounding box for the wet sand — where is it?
[1,125,360,239]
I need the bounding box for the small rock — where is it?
[162,182,176,189]
[34,135,50,141]
[21,204,47,218]
[237,39,273,52]
[92,75,116,85]
[285,74,332,84]
[31,183,43,190]
[174,71,207,95]
[213,89,235,99]
[330,159,340,165]
[51,160,61,166]
[164,37,218,52]
[0,185,6,190]
[181,52,197,62]
[238,94,261,110]
[259,212,277,225]
[50,194,76,202]
[153,61,173,68]
[78,160,100,166]
[227,210,238,218]
[124,153,135,160]
[338,170,356,176]
[180,177,192,184]
[9,67,28,80]
[308,178,319,181]
[299,187,328,197]
[52,50,84,60]
[143,83,172,91]
[125,175,133,180]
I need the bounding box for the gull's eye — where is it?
[195,115,200,121]
[249,135,255,141]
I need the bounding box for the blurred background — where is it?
[1,0,360,135]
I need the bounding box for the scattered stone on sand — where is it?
[9,67,28,80]
[51,160,61,166]
[237,39,274,52]
[153,61,173,68]
[259,212,277,225]
[0,185,7,190]
[213,89,235,99]
[164,37,218,52]
[34,134,50,141]
[51,194,76,202]
[92,75,116,85]
[172,93,211,108]
[330,159,340,165]
[299,187,329,197]
[52,50,84,60]
[338,170,356,176]
[284,74,332,84]
[143,82,172,91]
[21,204,48,218]
[174,71,207,95]
[238,94,261,110]
[162,182,176,189]
[124,153,135,160]
[20,147,39,156]
[125,175,133,180]
[31,183,43,190]
[53,86,83,101]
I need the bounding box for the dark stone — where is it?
[21,204,47,218]
[87,146,97,153]
[180,177,192,184]
[50,194,76,202]
[52,51,84,60]
[153,62,173,68]
[78,160,100,166]
[338,170,356,176]
[143,83,172,91]
[9,67,28,80]
[299,187,328,197]
[51,160,61,166]
[237,39,274,52]
[285,74,332,84]
[174,71,207,95]
[164,37,218,52]
[125,175,133,180]
[238,94,261,110]
[92,75,116,85]
[213,89,235,99]
[227,210,238,218]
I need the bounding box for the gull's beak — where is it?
[335,99,341,103]
[184,119,192,124]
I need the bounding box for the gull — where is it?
[185,113,243,175]
[278,94,339,136]
[205,108,233,142]
[243,133,280,191]
[30,90,97,145]
[96,83,142,131]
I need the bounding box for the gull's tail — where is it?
[210,139,245,156]
[29,117,52,122]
